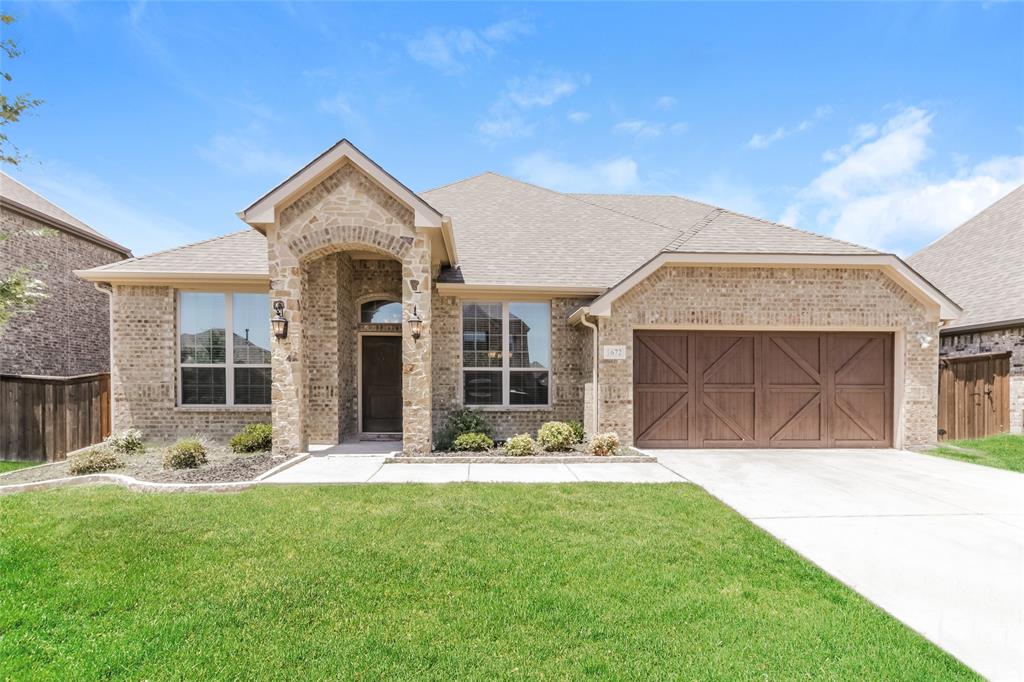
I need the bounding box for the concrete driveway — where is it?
[655,448,1024,681]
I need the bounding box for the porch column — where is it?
[268,228,306,455]
[401,235,432,455]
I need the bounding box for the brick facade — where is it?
[107,285,270,442]
[940,325,1024,433]
[430,294,592,440]
[0,206,124,376]
[595,266,941,448]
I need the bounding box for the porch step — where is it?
[360,433,402,442]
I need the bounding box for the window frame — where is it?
[460,301,552,409]
[176,291,272,407]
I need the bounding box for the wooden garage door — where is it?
[634,331,892,448]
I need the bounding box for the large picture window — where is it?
[462,301,550,407]
[179,292,271,406]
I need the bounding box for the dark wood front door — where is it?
[361,335,402,433]
[634,331,893,449]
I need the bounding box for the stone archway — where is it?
[265,162,433,456]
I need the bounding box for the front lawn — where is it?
[929,434,1024,473]
[0,460,37,475]
[0,485,975,680]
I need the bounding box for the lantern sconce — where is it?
[271,300,288,339]
[408,306,423,340]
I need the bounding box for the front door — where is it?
[361,335,402,433]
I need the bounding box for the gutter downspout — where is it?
[578,309,600,435]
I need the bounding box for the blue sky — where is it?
[4,1,1023,257]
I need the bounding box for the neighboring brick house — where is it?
[78,140,960,455]
[0,172,131,376]
[908,185,1024,435]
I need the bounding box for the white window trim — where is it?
[461,301,552,408]
[176,291,272,407]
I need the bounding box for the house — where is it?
[0,172,131,376]
[76,140,960,455]
[908,185,1024,436]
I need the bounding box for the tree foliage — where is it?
[1,13,44,166]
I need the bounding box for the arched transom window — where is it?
[360,299,402,324]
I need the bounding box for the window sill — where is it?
[174,405,271,412]
[461,404,554,412]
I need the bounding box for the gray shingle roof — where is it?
[907,185,1024,331]
[85,230,267,276]
[0,171,131,255]
[83,171,883,288]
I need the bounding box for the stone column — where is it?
[401,234,432,455]
[268,227,306,455]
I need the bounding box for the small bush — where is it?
[588,432,621,456]
[163,438,208,469]
[537,421,575,452]
[567,420,585,444]
[68,447,122,475]
[504,434,536,457]
[452,432,494,452]
[230,423,272,453]
[106,428,145,454]
[434,408,492,450]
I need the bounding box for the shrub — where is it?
[230,423,272,453]
[163,438,208,469]
[68,447,122,475]
[106,428,145,454]
[504,433,535,457]
[452,432,494,452]
[434,408,492,450]
[567,420,585,444]
[537,421,575,452]
[588,432,621,456]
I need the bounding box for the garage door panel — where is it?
[634,330,893,449]
[635,390,690,445]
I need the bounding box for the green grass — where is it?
[0,485,975,680]
[930,434,1024,473]
[0,460,37,475]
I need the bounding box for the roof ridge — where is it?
[419,171,496,195]
[912,183,1024,257]
[664,208,724,251]
[91,229,255,271]
[569,191,721,212]
[564,194,682,235]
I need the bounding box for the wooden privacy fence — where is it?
[0,373,111,462]
[937,353,1010,441]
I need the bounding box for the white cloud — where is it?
[197,123,298,176]
[567,111,590,124]
[9,160,206,256]
[406,19,532,74]
[747,105,832,149]
[655,96,676,111]
[478,72,586,142]
[613,119,689,139]
[780,106,1024,254]
[513,152,640,193]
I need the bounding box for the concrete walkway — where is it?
[655,448,1024,682]
[261,442,686,484]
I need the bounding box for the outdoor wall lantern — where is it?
[271,300,288,340]
[409,306,423,340]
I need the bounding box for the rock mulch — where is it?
[0,444,284,486]
[396,445,654,464]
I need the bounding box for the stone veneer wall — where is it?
[597,266,941,448]
[0,206,125,375]
[939,325,1024,434]
[430,294,592,441]
[267,161,432,455]
[107,285,270,442]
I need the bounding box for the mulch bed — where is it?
[0,444,285,486]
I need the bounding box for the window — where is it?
[179,292,271,405]
[462,302,550,406]
[361,299,402,324]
